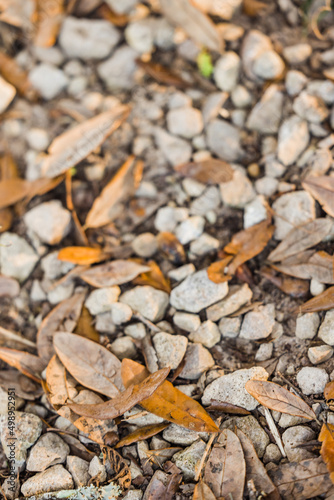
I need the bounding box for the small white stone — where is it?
[21,465,73,497]
[154,127,192,166]
[219,316,241,338]
[296,367,329,395]
[66,456,90,488]
[153,332,188,369]
[240,304,276,340]
[272,191,316,240]
[26,128,49,151]
[175,216,205,245]
[88,456,107,482]
[180,343,214,380]
[97,45,138,91]
[154,206,188,232]
[190,233,220,256]
[131,232,157,257]
[231,84,252,107]
[124,323,146,339]
[120,285,169,322]
[172,440,206,481]
[0,76,16,113]
[29,63,68,100]
[310,279,326,296]
[166,107,203,139]
[207,284,253,321]
[285,70,308,96]
[24,201,71,245]
[109,336,136,359]
[293,91,329,124]
[282,426,315,462]
[168,263,196,281]
[26,433,70,472]
[182,178,206,197]
[283,43,312,64]
[255,343,273,362]
[85,287,120,315]
[173,312,201,332]
[0,233,39,283]
[295,313,320,340]
[244,195,268,228]
[318,310,334,345]
[277,115,310,166]
[220,169,256,208]
[214,51,240,92]
[30,280,47,302]
[110,303,132,325]
[253,50,285,80]
[308,345,333,365]
[189,320,221,348]
[47,282,74,305]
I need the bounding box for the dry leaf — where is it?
[0,325,36,349]
[175,159,234,184]
[156,232,186,265]
[54,331,123,398]
[68,367,170,419]
[320,423,334,485]
[46,355,78,406]
[204,429,245,499]
[243,0,269,16]
[74,306,99,342]
[96,3,128,26]
[115,423,169,449]
[0,208,13,232]
[37,292,86,363]
[260,267,309,299]
[79,259,150,287]
[58,246,108,265]
[85,156,143,229]
[34,0,64,47]
[268,219,332,263]
[160,0,223,52]
[133,260,171,293]
[193,480,216,500]
[0,346,45,383]
[302,176,334,218]
[41,105,130,178]
[207,257,233,284]
[325,381,334,401]
[136,59,191,88]
[206,400,251,415]
[245,380,316,420]
[0,275,19,297]
[0,370,42,400]
[297,286,334,314]
[0,51,37,99]
[275,250,334,284]
[101,445,131,490]
[0,178,31,209]
[121,359,219,433]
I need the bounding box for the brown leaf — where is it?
[0,325,36,349]
[0,347,45,383]
[0,178,31,209]
[275,250,334,284]
[260,267,309,299]
[325,381,334,401]
[156,232,186,265]
[101,445,131,490]
[245,380,316,420]
[320,424,334,484]
[121,359,219,433]
[297,286,334,314]
[58,246,108,265]
[0,51,37,99]
[54,331,123,398]
[68,367,170,419]
[96,3,128,26]
[193,480,216,500]
[160,0,223,52]
[243,0,269,16]
[136,59,191,89]
[0,275,19,297]
[45,355,78,406]
[85,155,143,229]
[206,400,251,415]
[207,257,233,284]
[79,259,150,287]
[133,260,171,293]
[34,0,64,47]
[204,429,245,499]
[302,176,334,218]
[37,292,86,363]
[74,306,99,342]
[0,208,13,232]
[115,423,169,449]
[41,105,130,178]
[175,159,234,184]
[0,370,42,400]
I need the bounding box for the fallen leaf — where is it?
[0,275,19,297]
[85,156,143,229]
[260,267,309,299]
[96,3,128,26]
[175,159,234,184]
[302,176,334,218]
[160,0,223,52]
[133,260,171,293]
[320,423,334,485]
[79,259,150,287]
[58,246,108,265]
[156,232,186,265]
[46,355,78,406]
[54,331,123,398]
[34,0,64,47]
[297,286,334,314]
[68,368,170,419]
[0,325,36,349]
[0,208,13,232]
[41,105,130,178]
[0,370,42,400]
[121,359,219,433]
[136,59,191,88]
[101,445,131,490]
[207,257,233,284]
[115,423,169,449]
[325,381,334,401]
[0,51,37,99]
[275,250,334,284]
[0,347,45,383]
[245,380,316,420]
[193,480,216,500]
[206,400,251,415]
[204,429,245,499]
[37,292,86,363]
[243,0,269,16]
[0,178,31,209]
[74,306,99,342]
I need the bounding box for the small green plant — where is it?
[197,49,213,78]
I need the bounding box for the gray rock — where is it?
[283,43,312,64]
[214,51,240,91]
[190,186,221,216]
[241,30,273,81]
[231,84,252,108]
[202,92,228,124]
[255,176,279,197]
[255,343,273,362]
[85,286,120,315]
[88,456,107,482]
[263,443,282,464]
[24,201,71,245]
[120,285,169,321]
[162,424,206,446]
[170,269,229,313]
[166,107,203,139]
[264,154,286,178]
[0,233,39,282]
[190,233,220,256]
[105,0,137,13]
[282,426,315,462]
[295,313,320,340]
[318,310,334,345]
[154,127,192,166]
[124,408,164,427]
[27,128,50,151]
[244,195,268,228]
[41,251,74,280]
[0,76,16,113]
[278,413,309,428]
[98,46,138,91]
[109,336,137,360]
[124,323,146,340]
[182,178,205,197]
[206,119,243,162]
[153,332,188,369]
[20,464,74,497]
[307,80,334,105]
[247,84,283,134]
[168,263,196,282]
[253,50,285,80]
[277,115,309,166]
[285,70,308,96]
[66,455,90,487]
[308,345,333,365]
[310,278,326,296]
[180,343,214,379]
[172,440,206,480]
[124,490,143,500]
[110,303,132,325]
[175,216,205,244]
[29,63,68,100]
[272,191,316,240]
[204,0,242,20]
[222,415,269,457]
[219,316,241,338]
[220,169,255,208]
[59,17,120,60]
[173,312,201,332]
[33,46,65,66]
[26,433,70,472]
[293,91,329,123]
[154,206,188,232]
[132,233,157,257]
[125,19,155,54]
[207,284,252,321]
[239,304,276,340]
[296,367,329,395]
[189,320,221,348]
[202,367,269,410]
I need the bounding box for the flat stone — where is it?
[308,345,333,365]
[293,91,329,123]
[153,332,188,369]
[307,80,334,105]
[278,413,309,428]
[170,269,229,313]
[182,178,206,197]
[110,303,133,325]
[189,320,221,348]
[295,313,320,340]
[190,233,220,256]
[154,127,192,166]
[124,323,146,340]
[85,286,120,315]
[180,343,214,380]
[241,30,273,81]
[172,440,206,480]
[20,464,74,497]
[175,216,205,244]
[263,443,282,464]
[255,176,279,197]
[207,284,253,321]
[120,285,169,322]
[318,310,334,345]
[109,336,137,360]
[105,0,137,13]
[272,191,316,240]
[173,312,201,332]
[277,115,309,166]
[247,84,283,134]
[220,169,255,208]
[98,45,138,91]
[202,367,269,410]
[154,206,188,233]
[88,456,107,483]
[66,455,90,487]
[282,426,316,462]
[296,367,329,395]
[283,43,312,64]
[239,304,276,340]
[253,50,285,80]
[162,424,207,446]
[214,51,240,92]
[206,119,243,162]
[168,263,196,282]
[219,316,241,338]
[244,195,268,228]
[41,251,74,280]
[0,76,16,113]
[255,343,273,362]
[285,70,308,96]
[190,186,221,216]
[132,233,157,258]
[0,233,39,282]
[222,415,269,457]
[29,63,68,100]
[167,107,203,139]
[26,433,70,472]
[202,92,228,124]
[231,84,252,108]
[24,201,71,245]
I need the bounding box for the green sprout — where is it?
[197,49,213,78]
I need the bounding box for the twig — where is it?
[262,406,286,458]
[194,417,222,482]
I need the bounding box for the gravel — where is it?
[26,433,70,471]
[188,320,221,348]
[318,310,334,345]
[0,233,39,282]
[0,76,16,113]
[214,52,240,92]
[66,456,90,488]
[206,119,243,162]
[20,464,74,497]
[131,233,157,257]
[175,216,205,244]
[272,191,316,240]
[207,284,252,321]
[166,107,203,139]
[120,285,169,321]
[295,313,320,340]
[285,70,308,96]
[252,50,285,80]
[293,91,329,123]
[179,343,214,379]
[308,345,333,365]
[277,115,310,166]
[246,84,283,134]
[24,201,72,245]
[173,312,201,332]
[220,169,255,208]
[282,426,316,462]
[219,316,241,338]
[239,304,276,340]
[154,127,192,166]
[283,43,312,64]
[222,415,269,457]
[296,367,329,395]
[97,45,138,91]
[85,286,120,315]
[153,332,188,369]
[29,63,69,100]
[172,440,206,480]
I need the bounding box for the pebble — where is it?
[41,251,74,280]
[244,195,268,228]
[0,76,16,113]
[255,176,279,197]
[214,51,240,92]
[109,336,137,360]
[220,169,255,208]
[66,456,90,488]
[131,233,157,257]
[202,92,228,124]
[241,30,273,81]
[111,303,133,324]
[189,320,221,348]
[308,345,333,365]
[33,46,65,66]
[277,115,309,166]
[26,433,70,472]
[310,279,326,296]
[20,464,74,497]
[283,43,312,64]
[154,206,188,233]
[170,269,229,313]
[98,45,138,91]
[154,127,192,166]
[85,286,120,315]
[182,178,205,198]
[124,323,146,340]
[172,440,206,480]
[190,186,221,216]
[246,84,283,134]
[153,332,188,369]
[168,263,196,281]
[190,233,220,256]
[295,313,320,340]
[318,310,334,345]
[175,216,205,244]
[31,280,47,302]
[105,0,137,13]
[219,316,241,338]
[124,491,143,500]
[274,190,314,239]
[255,343,273,362]
[202,367,269,410]
[88,456,107,482]
[120,285,169,321]
[26,128,49,151]
[293,91,329,123]
[239,304,276,340]
[169,92,192,109]
[125,19,155,54]
[282,426,315,462]
[166,107,203,139]
[222,415,269,457]
[296,367,329,395]
[162,424,206,446]
[253,50,285,80]
[180,343,214,379]
[206,119,243,162]
[173,312,201,332]
[47,282,74,305]
[285,70,308,96]
[307,80,334,105]
[264,155,286,178]
[231,84,252,108]
[0,233,39,282]
[29,63,68,100]
[207,284,252,321]
[278,413,309,428]
[263,443,282,464]
[24,201,71,245]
